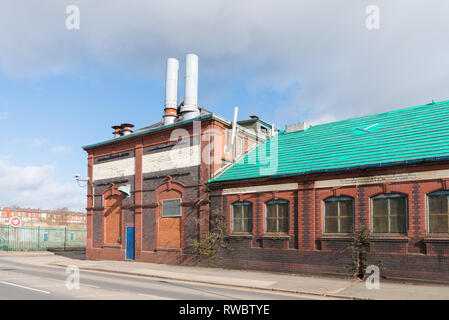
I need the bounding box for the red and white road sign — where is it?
[9,216,22,228]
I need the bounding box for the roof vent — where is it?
[120,123,134,136]
[285,122,310,133]
[112,125,123,138]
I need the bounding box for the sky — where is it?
[0,0,448,211]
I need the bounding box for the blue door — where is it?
[125,226,135,260]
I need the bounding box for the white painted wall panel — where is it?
[315,169,449,188]
[93,157,135,181]
[142,144,201,174]
[222,183,299,195]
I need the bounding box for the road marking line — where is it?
[74,293,122,298]
[0,281,51,294]
[137,293,174,300]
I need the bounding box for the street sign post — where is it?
[9,216,22,228]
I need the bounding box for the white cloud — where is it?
[31,138,47,147]
[51,145,71,153]
[0,159,84,210]
[0,0,448,125]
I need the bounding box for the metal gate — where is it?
[0,225,86,251]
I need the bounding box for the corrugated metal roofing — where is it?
[211,100,449,183]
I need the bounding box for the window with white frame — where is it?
[265,200,289,233]
[232,202,253,233]
[372,194,407,234]
[428,191,449,234]
[324,196,354,233]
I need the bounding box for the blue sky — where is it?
[1,0,449,210]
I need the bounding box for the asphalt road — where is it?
[0,254,311,300]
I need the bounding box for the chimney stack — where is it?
[163,58,179,125]
[112,125,123,138]
[180,54,200,121]
[120,123,134,136]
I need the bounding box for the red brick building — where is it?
[83,54,273,263]
[83,54,449,282]
[209,100,449,282]
[0,207,86,228]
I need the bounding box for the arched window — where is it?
[265,200,289,233]
[427,190,449,234]
[232,202,253,233]
[324,196,354,233]
[371,193,407,234]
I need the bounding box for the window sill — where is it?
[261,234,290,240]
[228,233,253,239]
[369,235,409,242]
[319,234,353,241]
[423,237,449,243]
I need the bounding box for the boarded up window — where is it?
[324,197,354,233]
[232,202,253,233]
[162,199,182,217]
[104,195,122,244]
[372,194,406,234]
[428,192,449,234]
[266,200,289,233]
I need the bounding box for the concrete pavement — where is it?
[2,251,449,299]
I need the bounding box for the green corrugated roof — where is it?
[211,100,449,183]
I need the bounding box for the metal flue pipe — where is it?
[163,58,179,125]
[181,54,200,121]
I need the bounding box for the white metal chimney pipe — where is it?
[181,54,200,120]
[163,58,179,125]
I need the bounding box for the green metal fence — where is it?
[0,225,86,251]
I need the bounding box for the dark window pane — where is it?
[266,204,276,219]
[430,214,448,233]
[339,200,353,218]
[242,204,253,233]
[373,198,388,233]
[429,195,447,215]
[390,213,406,233]
[279,203,289,232]
[389,198,407,233]
[373,198,388,216]
[325,217,338,233]
[389,198,406,217]
[278,203,289,219]
[279,217,289,232]
[266,217,277,232]
[373,216,389,233]
[339,217,353,233]
[429,195,449,233]
[325,201,338,217]
[244,217,253,233]
[233,217,242,232]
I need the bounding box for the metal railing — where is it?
[0,225,86,251]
